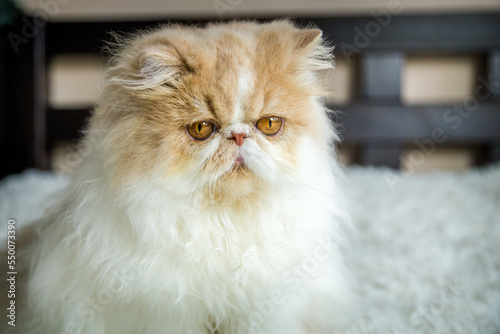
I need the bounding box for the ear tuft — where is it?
[295,29,323,51]
[293,28,333,72]
[137,45,184,89]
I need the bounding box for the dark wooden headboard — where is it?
[1,13,499,177]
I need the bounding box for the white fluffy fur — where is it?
[5,134,351,334]
[3,165,500,333]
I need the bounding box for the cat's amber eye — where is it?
[256,116,283,136]
[187,121,215,140]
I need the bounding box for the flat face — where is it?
[96,21,332,201]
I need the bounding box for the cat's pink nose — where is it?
[230,132,246,146]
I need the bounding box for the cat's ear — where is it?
[138,45,187,88]
[293,28,332,72]
[294,29,322,51]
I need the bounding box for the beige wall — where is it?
[16,0,500,21]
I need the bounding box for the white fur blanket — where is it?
[1,166,499,333]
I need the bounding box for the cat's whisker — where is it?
[160,164,205,207]
[280,173,347,199]
[248,150,347,199]
[183,174,203,212]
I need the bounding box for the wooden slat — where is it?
[3,20,38,173]
[333,103,500,142]
[360,145,403,168]
[44,14,500,55]
[360,51,403,102]
[0,31,6,152]
[312,14,500,52]
[47,104,500,144]
[46,108,92,145]
[490,144,500,162]
[489,50,500,101]
[33,24,47,168]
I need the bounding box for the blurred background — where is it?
[1,0,500,179]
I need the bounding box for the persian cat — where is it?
[4,20,352,333]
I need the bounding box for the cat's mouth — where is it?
[223,151,251,177]
[228,155,247,174]
[235,156,244,166]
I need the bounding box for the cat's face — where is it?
[95,21,334,201]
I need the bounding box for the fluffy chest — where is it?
[120,198,316,296]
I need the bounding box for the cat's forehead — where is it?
[128,21,327,124]
[180,37,267,123]
[192,67,260,125]
[181,29,293,123]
